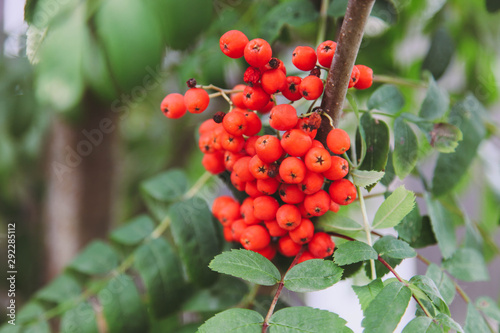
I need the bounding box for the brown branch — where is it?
[317,0,376,144]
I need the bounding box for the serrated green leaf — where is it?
[68,240,119,275]
[269,307,352,333]
[476,297,500,322]
[435,313,464,333]
[351,169,385,188]
[35,274,81,304]
[428,123,463,153]
[464,303,490,333]
[197,308,263,333]
[352,279,384,312]
[98,274,149,333]
[380,151,395,187]
[357,112,390,173]
[393,117,418,179]
[426,263,456,305]
[209,249,280,286]
[284,260,343,292]
[395,203,422,245]
[334,241,378,266]
[170,197,220,287]
[425,194,456,259]
[373,236,416,259]
[367,84,405,115]
[442,248,489,282]
[362,282,412,333]
[420,76,449,121]
[316,212,363,237]
[110,215,155,245]
[372,186,416,229]
[60,302,99,333]
[402,317,443,333]
[134,238,186,318]
[410,275,449,315]
[422,28,454,80]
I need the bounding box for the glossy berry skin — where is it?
[323,156,349,181]
[354,64,373,90]
[298,171,324,195]
[292,46,317,71]
[161,93,187,119]
[316,40,337,68]
[243,85,271,111]
[308,232,335,258]
[221,132,245,153]
[255,135,283,163]
[243,111,262,136]
[202,152,225,175]
[248,155,270,180]
[348,65,360,88]
[253,195,279,221]
[230,84,247,108]
[222,111,247,136]
[329,178,357,205]
[299,75,324,100]
[269,104,299,131]
[278,235,302,257]
[289,218,314,244]
[281,129,312,157]
[279,183,305,204]
[233,156,254,182]
[279,157,307,184]
[244,136,259,156]
[276,204,302,230]
[326,128,351,154]
[304,147,332,173]
[304,190,331,217]
[257,178,280,195]
[231,219,247,241]
[184,88,210,114]
[261,68,287,95]
[240,225,270,250]
[212,196,238,219]
[245,181,261,198]
[282,76,303,101]
[244,38,273,68]
[220,30,249,59]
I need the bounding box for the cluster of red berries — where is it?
[160,30,373,263]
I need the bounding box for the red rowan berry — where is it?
[230,84,247,108]
[261,68,287,95]
[199,133,215,154]
[248,155,271,180]
[311,139,325,149]
[281,129,312,157]
[354,65,373,90]
[242,111,262,136]
[231,219,247,241]
[212,196,237,219]
[329,200,340,213]
[282,76,303,101]
[297,250,317,263]
[262,57,287,74]
[199,119,219,135]
[243,66,262,86]
[326,128,351,154]
[323,156,349,181]
[264,220,288,237]
[304,147,332,173]
[233,156,254,182]
[298,171,324,195]
[244,38,273,68]
[279,157,307,184]
[299,75,324,100]
[244,136,259,156]
[224,151,244,172]
[292,46,317,71]
[329,178,357,205]
[220,30,249,59]
[278,235,302,257]
[240,225,270,250]
[245,180,261,198]
[316,40,337,68]
[230,171,246,191]
[253,195,279,221]
[289,218,314,244]
[221,131,245,152]
[254,244,277,260]
[223,110,248,136]
[348,65,360,88]
[279,183,305,204]
[161,93,186,119]
[304,190,331,217]
[255,135,283,163]
[308,232,335,258]
[269,104,299,131]
[223,226,233,242]
[240,197,261,225]
[295,117,318,139]
[276,204,302,230]
[257,95,275,114]
[256,177,279,195]
[297,202,313,218]
[202,152,225,174]
[212,125,226,151]
[184,88,210,114]
[243,85,271,111]
[218,201,241,226]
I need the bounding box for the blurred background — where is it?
[0,0,499,331]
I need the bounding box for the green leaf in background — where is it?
[316,212,364,237]
[19,322,51,333]
[419,75,449,121]
[351,169,385,188]
[209,249,280,286]
[370,0,398,25]
[486,0,500,12]
[428,123,463,153]
[425,194,456,259]
[134,238,186,318]
[367,84,405,115]
[411,216,437,248]
[432,95,486,196]
[442,248,489,282]
[410,275,449,315]
[68,240,119,275]
[380,150,395,187]
[197,308,263,333]
[422,27,455,80]
[334,241,378,266]
[352,279,384,312]
[464,303,490,333]
[476,297,500,322]
[394,203,422,245]
[425,263,456,305]
[393,118,418,179]
[98,274,149,333]
[435,313,464,333]
[110,214,155,246]
[284,260,343,292]
[373,236,416,259]
[15,301,46,325]
[60,302,99,333]
[372,186,415,229]
[269,307,352,333]
[361,281,411,333]
[170,197,220,287]
[402,317,443,333]
[35,274,81,304]
[328,0,348,17]
[357,112,390,173]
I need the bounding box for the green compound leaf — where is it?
[357,112,391,173]
[110,214,155,246]
[394,203,422,245]
[316,212,363,237]
[419,75,449,121]
[442,248,489,282]
[352,279,384,312]
[134,238,186,318]
[373,236,416,259]
[410,275,449,315]
[98,275,149,333]
[380,150,395,187]
[476,297,500,322]
[464,303,490,333]
[393,117,419,179]
[426,263,456,305]
[68,240,119,275]
[284,260,343,292]
[197,308,263,333]
[269,307,352,333]
[334,241,378,266]
[209,249,280,286]
[351,169,385,188]
[435,313,464,333]
[60,302,99,333]
[372,186,415,229]
[362,282,412,333]
[422,27,454,80]
[35,274,81,304]
[402,317,443,333]
[425,194,457,259]
[367,84,405,115]
[428,123,463,153]
[170,197,221,287]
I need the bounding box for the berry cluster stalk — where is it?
[316,0,376,142]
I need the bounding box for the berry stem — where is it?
[357,186,376,280]
[316,0,376,144]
